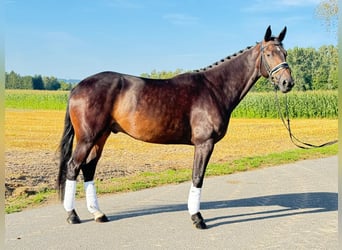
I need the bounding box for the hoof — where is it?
[191,212,207,229]
[94,211,109,223]
[95,214,109,223]
[67,209,81,224]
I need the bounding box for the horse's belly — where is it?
[112,85,192,144]
[115,113,191,144]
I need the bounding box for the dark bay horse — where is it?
[57,26,294,229]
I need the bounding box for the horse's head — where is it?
[260,26,294,93]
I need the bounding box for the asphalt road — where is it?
[5,157,338,249]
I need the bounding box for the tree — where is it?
[312,45,334,90]
[32,75,44,90]
[316,0,338,34]
[5,71,20,89]
[5,71,33,89]
[287,47,314,91]
[22,76,33,89]
[59,81,73,90]
[141,69,186,79]
[5,71,70,90]
[43,76,61,90]
[287,46,338,91]
[324,45,338,89]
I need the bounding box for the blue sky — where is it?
[5,0,336,79]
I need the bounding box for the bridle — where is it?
[260,42,290,85]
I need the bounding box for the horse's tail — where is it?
[56,104,74,202]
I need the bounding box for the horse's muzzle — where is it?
[280,78,294,93]
[275,71,294,93]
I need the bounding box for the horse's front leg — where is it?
[188,139,214,229]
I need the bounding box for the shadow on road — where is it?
[107,192,337,228]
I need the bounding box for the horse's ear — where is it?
[264,25,272,42]
[278,26,287,42]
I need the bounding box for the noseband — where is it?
[260,43,289,84]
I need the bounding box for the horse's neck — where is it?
[203,44,262,112]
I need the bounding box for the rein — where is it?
[273,89,338,149]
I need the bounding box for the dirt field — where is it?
[5,110,338,200]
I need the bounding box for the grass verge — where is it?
[6,188,57,214]
[6,144,337,214]
[94,144,337,195]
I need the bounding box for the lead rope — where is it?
[274,89,338,149]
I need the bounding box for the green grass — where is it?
[5,188,56,214]
[206,144,337,176]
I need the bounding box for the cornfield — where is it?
[5,90,338,119]
[5,90,69,110]
[232,90,338,119]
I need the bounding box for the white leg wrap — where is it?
[64,179,76,212]
[84,180,101,214]
[188,184,202,215]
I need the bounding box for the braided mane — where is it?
[194,45,255,73]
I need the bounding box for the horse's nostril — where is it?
[282,80,287,87]
[282,79,294,90]
[288,79,294,88]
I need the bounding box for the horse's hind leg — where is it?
[64,139,94,224]
[81,132,110,223]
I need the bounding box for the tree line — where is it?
[5,45,337,92]
[5,72,74,90]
